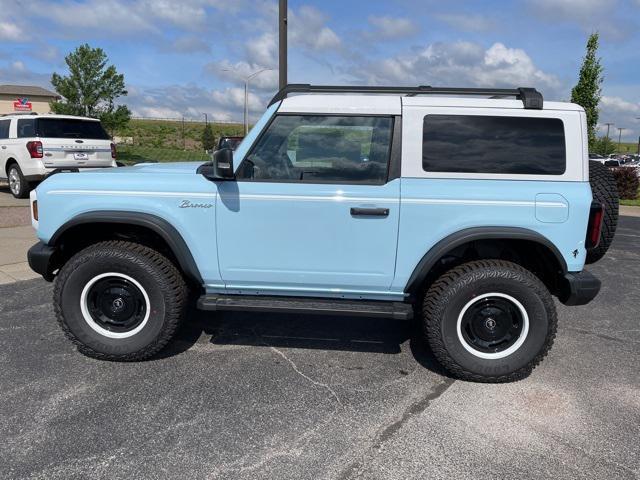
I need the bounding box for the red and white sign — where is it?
[13,98,32,112]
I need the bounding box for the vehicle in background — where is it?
[216,136,244,151]
[604,159,621,168]
[589,153,605,161]
[0,114,116,198]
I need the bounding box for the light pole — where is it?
[617,127,626,153]
[279,0,288,90]
[636,118,640,155]
[223,67,274,135]
[203,113,208,125]
[604,122,614,140]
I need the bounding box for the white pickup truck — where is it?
[0,114,117,198]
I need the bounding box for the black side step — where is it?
[197,295,413,321]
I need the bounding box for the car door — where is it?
[215,114,401,298]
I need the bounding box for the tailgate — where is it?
[42,140,114,168]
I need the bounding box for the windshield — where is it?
[36,118,111,140]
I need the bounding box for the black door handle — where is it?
[350,207,390,217]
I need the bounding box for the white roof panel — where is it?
[279,95,401,115]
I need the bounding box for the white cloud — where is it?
[289,6,342,51]
[601,96,640,114]
[0,21,22,41]
[349,41,561,95]
[434,13,495,32]
[367,16,418,40]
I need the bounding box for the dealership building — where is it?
[0,85,60,115]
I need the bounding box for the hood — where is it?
[110,162,204,174]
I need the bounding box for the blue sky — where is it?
[0,0,639,141]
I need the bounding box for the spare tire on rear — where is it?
[586,160,619,264]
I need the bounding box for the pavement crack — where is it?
[338,377,455,480]
[270,345,344,407]
[566,327,640,345]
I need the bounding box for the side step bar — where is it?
[197,295,413,321]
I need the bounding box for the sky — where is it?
[0,0,639,141]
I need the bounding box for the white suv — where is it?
[0,114,117,198]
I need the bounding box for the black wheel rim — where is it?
[460,296,524,354]
[86,277,147,333]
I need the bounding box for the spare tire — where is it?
[586,160,619,264]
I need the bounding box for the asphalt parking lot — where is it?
[0,218,638,480]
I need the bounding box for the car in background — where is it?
[604,159,621,168]
[0,114,116,198]
[216,136,244,151]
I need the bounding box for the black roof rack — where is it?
[268,84,543,110]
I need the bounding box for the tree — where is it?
[50,44,131,133]
[571,33,604,150]
[592,136,616,156]
[202,123,215,151]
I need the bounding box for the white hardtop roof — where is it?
[278,94,583,115]
[0,113,99,121]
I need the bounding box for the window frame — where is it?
[421,113,567,176]
[235,113,399,186]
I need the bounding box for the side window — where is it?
[17,118,37,138]
[238,115,393,184]
[0,120,10,139]
[422,115,566,175]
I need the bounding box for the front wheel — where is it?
[54,241,188,361]
[422,260,557,383]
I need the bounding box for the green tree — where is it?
[50,44,131,133]
[202,123,215,151]
[592,136,616,156]
[571,33,604,149]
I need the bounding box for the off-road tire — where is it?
[586,160,619,264]
[422,260,557,383]
[53,241,187,361]
[7,163,31,199]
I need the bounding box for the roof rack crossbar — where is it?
[269,84,543,109]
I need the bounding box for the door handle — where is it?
[350,207,389,217]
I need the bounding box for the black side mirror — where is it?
[198,148,235,180]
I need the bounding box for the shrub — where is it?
[612,168,639,200]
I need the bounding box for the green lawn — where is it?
[117,145,210,164]
[114,119,244,163]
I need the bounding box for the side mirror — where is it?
[198,148,235,180]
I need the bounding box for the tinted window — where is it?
[17,118,36,138]
[0,120,9,139]
[238,115,393,184]
[36,118,110,139]
[422,115,566,175]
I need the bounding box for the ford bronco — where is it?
[27,85,619,382]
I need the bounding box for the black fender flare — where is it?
[404,227,568,294]
[49,211,203,284]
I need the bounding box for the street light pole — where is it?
[604,122,614,140]
[617,127,625,153]
[222,67,274,135]
[279,0,287,89]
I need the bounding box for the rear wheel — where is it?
[54,241,188,361]
[586,160,619,264]
[422,260,557,382]
[7,163,30,199]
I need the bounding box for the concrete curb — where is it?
[620,205,640,218]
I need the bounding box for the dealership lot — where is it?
[0,217,638,479]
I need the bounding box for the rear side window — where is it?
[0,120,9,139]
[422,115,566,175]
[17,118,36,138]
[35,118,110,140]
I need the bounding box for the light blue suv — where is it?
[27,85,618,382]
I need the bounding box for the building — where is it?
[0,85,60,115]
